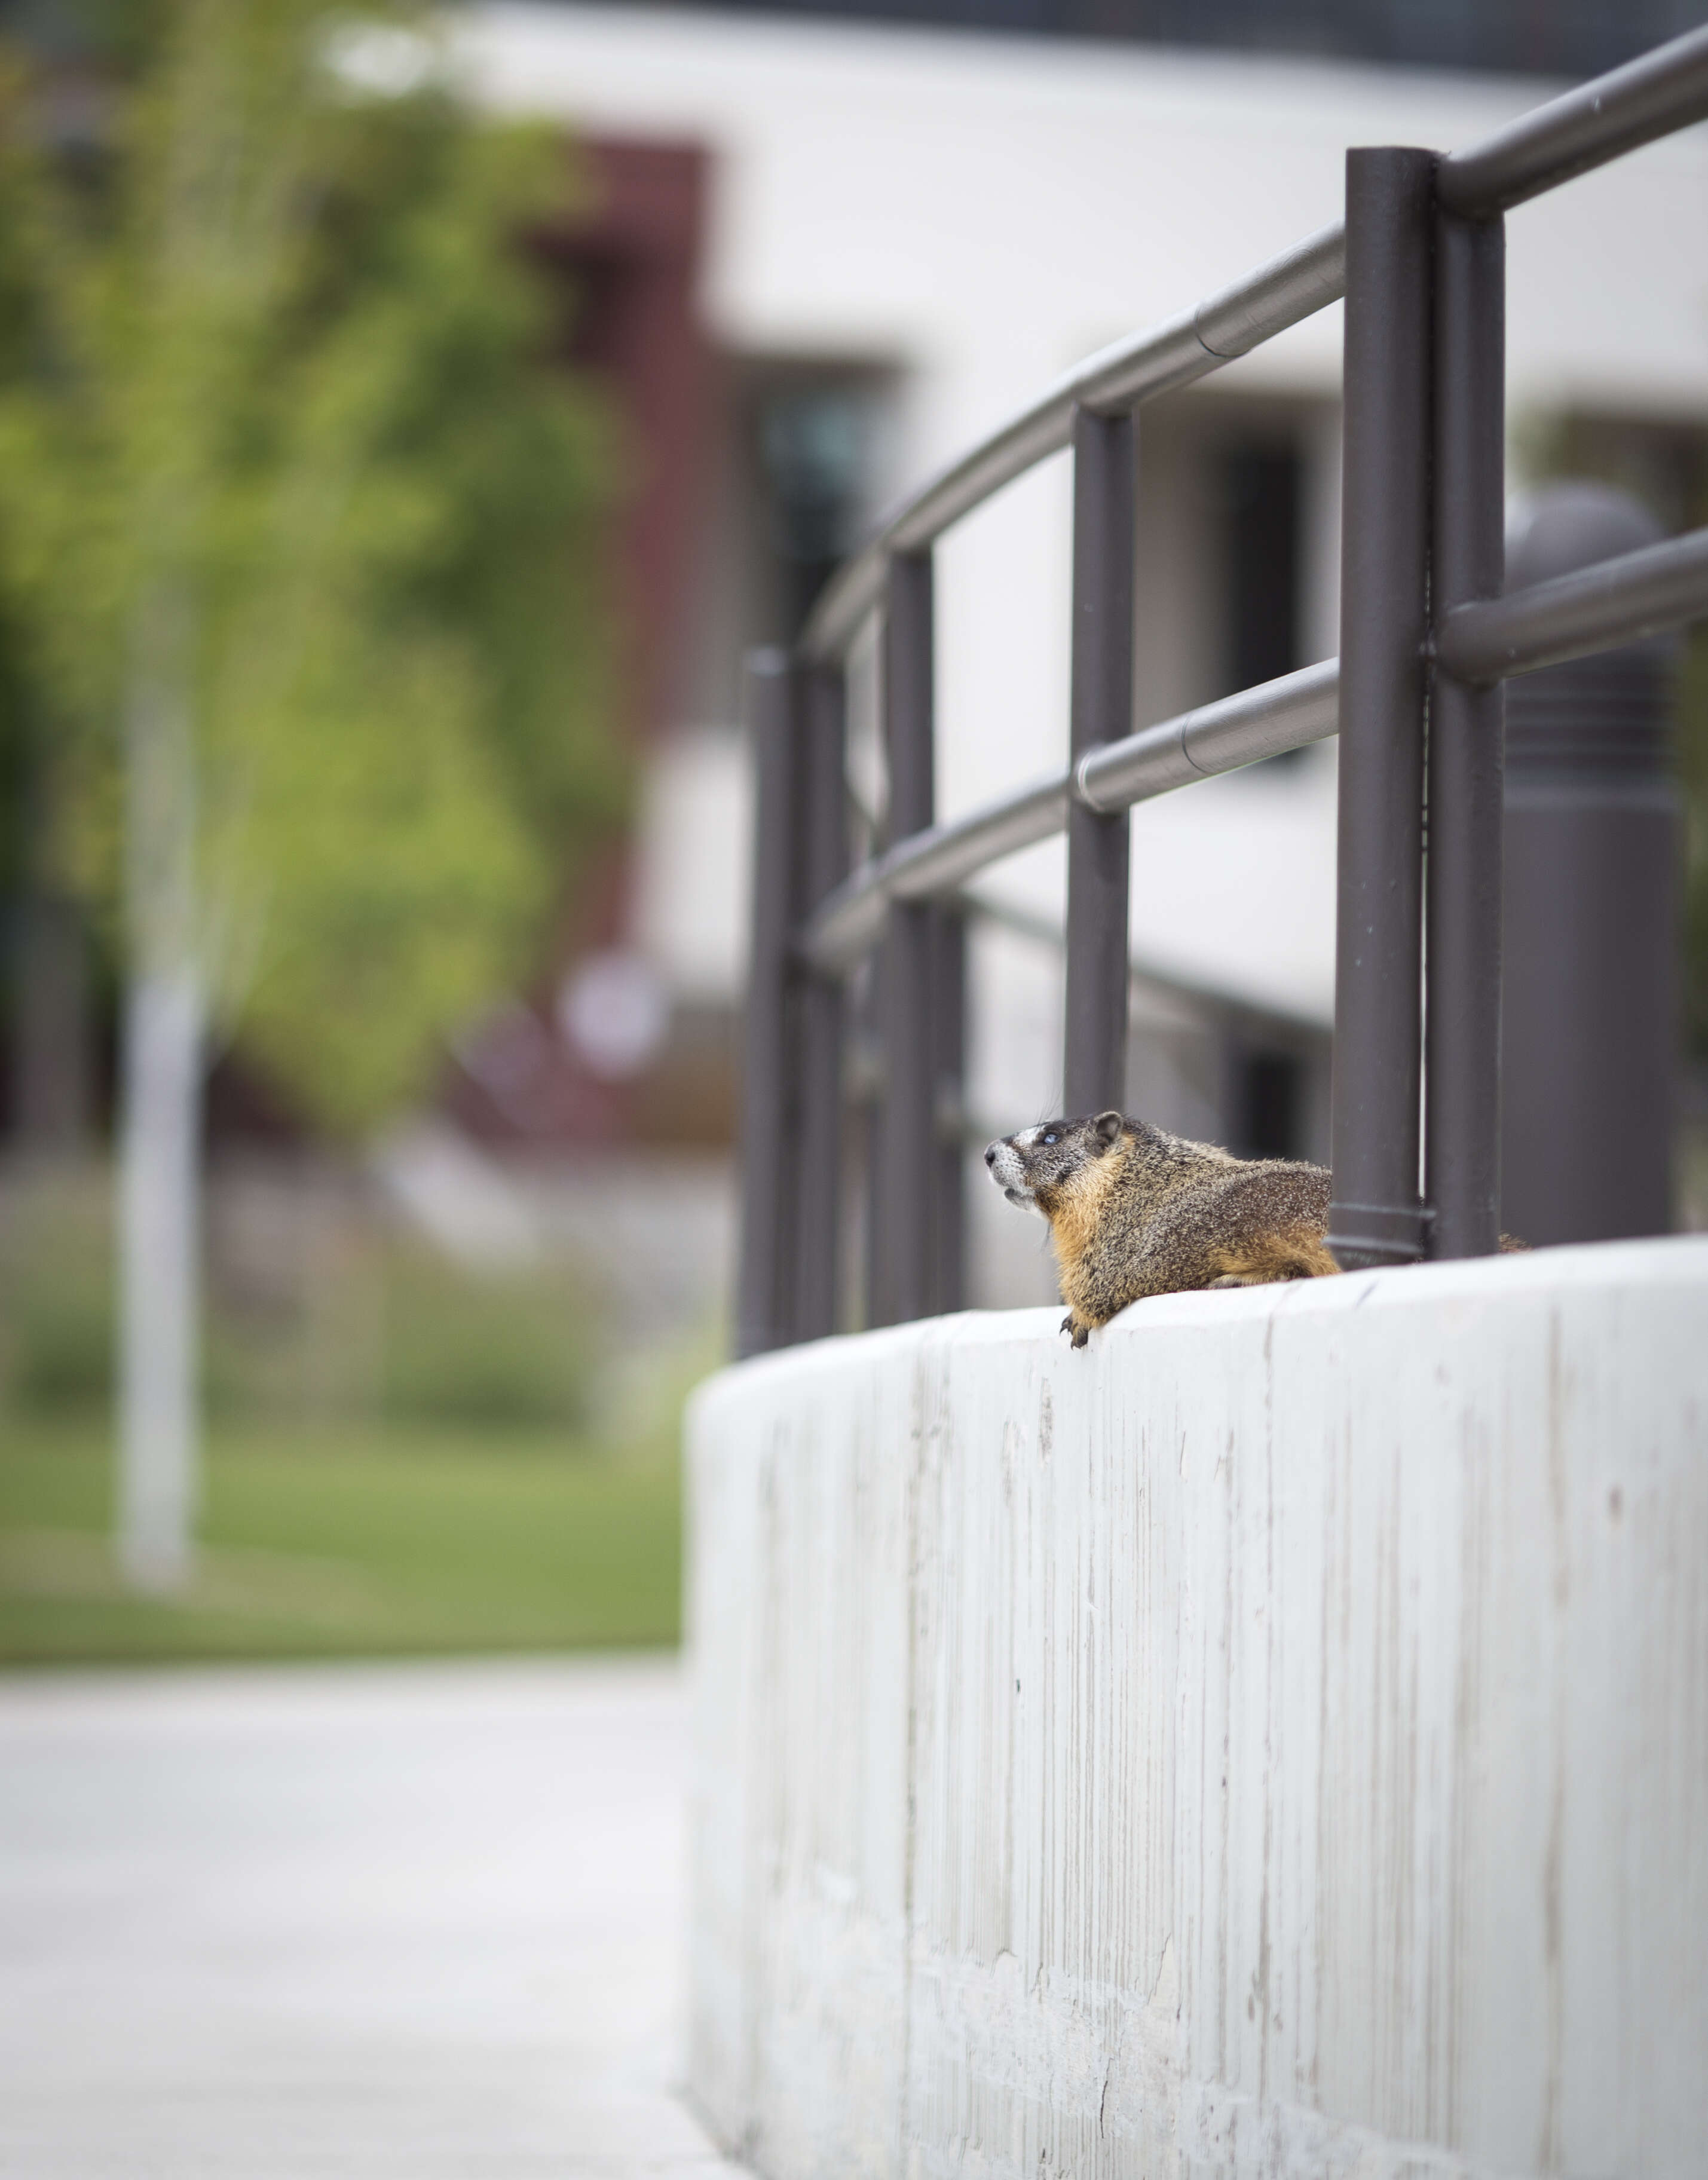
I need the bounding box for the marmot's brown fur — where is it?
[985,1110,1336,1349]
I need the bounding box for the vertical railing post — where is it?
[736,648,803,1357]
[931,909,966,1313]
[870,550,937,1325]
[1327,148,1435,1272]
[857,962,884,1333]
[1426,194,1507,1259]
[1064,406,1136,1117]
[792,663,849,1339]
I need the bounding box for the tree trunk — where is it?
[117,965,204,1591]
[117,582,202,1594]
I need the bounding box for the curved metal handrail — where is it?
[800,498,1708,975]
[740,21,1708,1352]
[798,225,1345,664]
[797,21,1708,670]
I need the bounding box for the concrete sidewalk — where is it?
[0,1657,743,2178]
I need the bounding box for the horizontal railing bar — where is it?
[1075,656,1340,812]
[1437,523,1708,683]
[798,226,1347,665]
[1437,23,1708,218]
[805,511,1708,979]
[810,516,1703,977]
[803,774,1070,972]
[800,659,1340,973]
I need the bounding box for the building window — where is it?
[1220,441,1303,699]
[1237,1049,1301,1160]
[752,375,887,645]
[674,357,893,734]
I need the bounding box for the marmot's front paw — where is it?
[1061,1312,1090,1351]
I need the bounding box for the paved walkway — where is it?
[0,1658,744,2178]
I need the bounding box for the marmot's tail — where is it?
[1207,1230,1339,1287]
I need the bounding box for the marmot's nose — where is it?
[984,1142,999,1166]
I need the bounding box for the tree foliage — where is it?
[0,0,622,1129]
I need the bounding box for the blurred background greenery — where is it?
[0,0,625,1136]
[0,0,703,1659]
[0,1157,696,1660]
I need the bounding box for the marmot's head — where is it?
[984,1110,1127,1217]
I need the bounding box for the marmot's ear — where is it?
[1092,1110,1124,1150]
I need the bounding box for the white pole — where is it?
[116,965,203,1591]
[117,580,203,1594]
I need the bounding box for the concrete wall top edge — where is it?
[695,1232,1708,1412]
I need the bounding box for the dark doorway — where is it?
[750,373,888,645]
[1236,1049,1302,1160]
[1221,442,1303,700]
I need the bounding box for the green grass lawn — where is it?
[0,1416,682,1665]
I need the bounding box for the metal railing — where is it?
[736,24,1708,1358]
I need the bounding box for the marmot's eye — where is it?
[1042,1130,1058,1146]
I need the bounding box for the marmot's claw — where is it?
[1072,1324,1090,1351]
[1060,1313,1074,1340]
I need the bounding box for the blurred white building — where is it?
[454,2,1708,1294]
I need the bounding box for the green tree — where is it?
[0,1,622,1584]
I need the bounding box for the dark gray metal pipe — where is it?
[1437,522,1708,684]
[870,552,939,1325]
[735,651,801,1357]
[1437,23,1708,217]
[792,664,850,1341]
[1500,485,1680,1247]
[932,910,966,1314]
[802,773,1067,974]
[1327,148,1434,1272]
[1064,406,1135,1117]
[1425,202,1507,1261]
[1077,657,1340,813]
[800,657,1340,977]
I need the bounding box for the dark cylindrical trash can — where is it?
[1499,483,1679,1247]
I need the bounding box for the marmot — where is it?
[985,1110,1337,1348]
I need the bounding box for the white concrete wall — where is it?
[685,1239,1708,2178]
